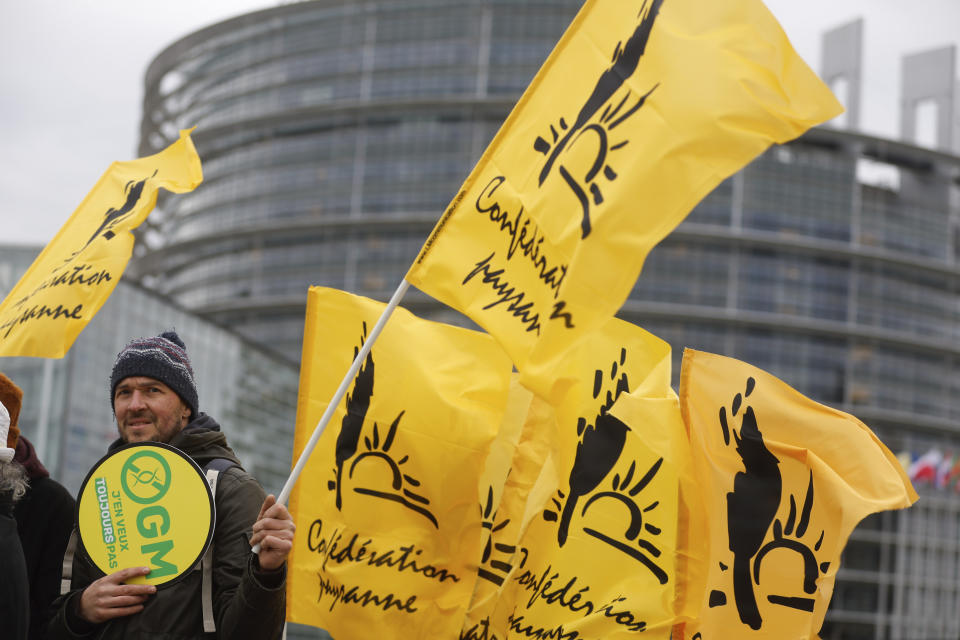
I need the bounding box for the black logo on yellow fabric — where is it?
[711,378,829,630]
[65,171,156,264]
[534,0,663,239]
[477,485,517,587]
[328,323,438,528]
[0,171,155,341]
[541,348,667,584]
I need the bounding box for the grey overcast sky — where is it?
[1,0,958,246]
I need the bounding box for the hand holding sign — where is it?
[76,443,215,587]
[78,566,156,624]
[250,494,295,571]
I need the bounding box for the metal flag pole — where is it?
[35,357,55,463]
[253,278,410,553]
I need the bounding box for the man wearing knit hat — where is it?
[46,330,294,640]
[0,372,30,640]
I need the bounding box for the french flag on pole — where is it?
[909,448,943,485]
[936,452,957,489]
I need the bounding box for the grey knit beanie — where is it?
[110,330,199,418]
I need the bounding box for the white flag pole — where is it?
[253,278,411,553]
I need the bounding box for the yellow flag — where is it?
[479,318,686,638]
[476,376,532,528]
[286,287,512,638]
[405,0,841,397]
[461,383,559,639]
[607,389,708,638]
[0,130,202,358]
[677,349,918,640]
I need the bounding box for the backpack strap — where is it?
[60,528,79,595]
[201,458,237,633]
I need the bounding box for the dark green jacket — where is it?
[45,414,286,639]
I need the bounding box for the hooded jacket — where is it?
[14,436,75,640]
[44,414,286,640]
[1,490,30,640]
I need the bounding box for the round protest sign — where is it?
[76,442,214,587]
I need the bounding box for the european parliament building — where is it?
[46,0,960,638]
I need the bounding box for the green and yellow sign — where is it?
[76,442,214,586]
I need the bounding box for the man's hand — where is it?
[250,494,295,571]
[78,567,156,624]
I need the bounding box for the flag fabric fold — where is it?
[0,129,202,358]
[286,287,513,639]
[405,0,842,398]
[476,318,691,638]
[461,380,560,639]
[677,349,917,640]
[607,389,708,636]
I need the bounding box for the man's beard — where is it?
[122,410,183,443]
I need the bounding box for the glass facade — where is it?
[135,0,583,360]
[132,2,960,638]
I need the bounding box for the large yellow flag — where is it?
[287,287,513,638]
[0,130,202,358]
[478,318,690,638]
[677,349,918,640]
[405,0,841,397]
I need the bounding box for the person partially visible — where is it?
[14,431,76,640]
[0,372,30,640]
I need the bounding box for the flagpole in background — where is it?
[254,278,410,552]
[34,357,55,463]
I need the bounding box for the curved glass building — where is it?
[135,0,583,358]
[135,2,960,638]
